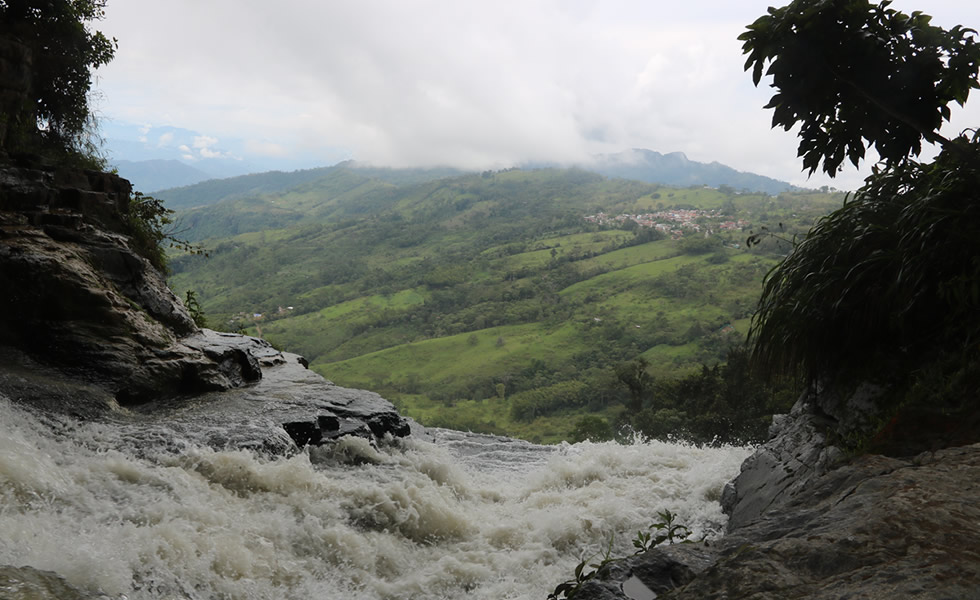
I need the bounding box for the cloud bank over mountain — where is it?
[96,1,980,191]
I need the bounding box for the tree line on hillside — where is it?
[167,165,836,444]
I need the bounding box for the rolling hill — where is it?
[167,165,841,442]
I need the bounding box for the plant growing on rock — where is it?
[183,290,207,328]
[633,509,693,553]
[548,511,694,600]
[125,192,207,273]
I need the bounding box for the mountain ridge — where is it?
[585,148,798,195]
[147,149,798,209]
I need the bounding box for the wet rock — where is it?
[115,348,412,454]
[580,378,980,599]
[0,565,98,600]
[255,353,411,449]
[668,444,980,599]
[722,391,845,531]
[0,160,264,404]
[0,158,411,453]
[577,444,980,599]
[575,544,716,600]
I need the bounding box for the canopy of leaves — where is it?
[740,0,980,176]
[0,0,116,161]
[750,134,980,382]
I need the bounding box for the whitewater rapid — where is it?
[0,396,751,599]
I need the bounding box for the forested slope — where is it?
[167,166,840,442]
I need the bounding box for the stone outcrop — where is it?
[151,336,413,453]
[577,443,980,600]
[574,382,980,599]
[720,391,845,531]
[0,157,410,449]
[0,158,246,405]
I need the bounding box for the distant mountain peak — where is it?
[588,148,797,195]
[113,159,212,193]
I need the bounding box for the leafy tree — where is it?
[0,0,116,162]
[569,416,612,443]
[740,0,980,176]
[615,357,653,413]
[743,0,980,387]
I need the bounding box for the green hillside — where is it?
[154,162,466,211]
[168,166,841,443]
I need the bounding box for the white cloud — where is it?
[157,132,174,147]
[192,135,218,150]
[244,139,288,157]
[95,0,980,190]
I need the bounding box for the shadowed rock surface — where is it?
[574,388,980,599]
[0,158,411,450]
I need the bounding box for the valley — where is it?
[163,165,841,443]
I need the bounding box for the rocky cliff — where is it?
[0,155,416,598]
[575,385,980,599]
[0,155,410,439]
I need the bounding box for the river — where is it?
[0,395,750,599]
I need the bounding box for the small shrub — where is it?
[183,290,207,328]
[124,192,207,273]
[548,510,694,600]
[570,415,612,443]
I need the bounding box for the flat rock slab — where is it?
[122,334,411,455]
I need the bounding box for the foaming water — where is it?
[0,397,751,599]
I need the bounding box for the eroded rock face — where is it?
[0,158,412,449]
[0,160,237,403]
[721,391,845,531]
[577,381,979,599]
[100,342,412,456]
[576,444,980,600]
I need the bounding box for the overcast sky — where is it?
[93,0,980,191]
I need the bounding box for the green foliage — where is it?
[548,536,618,600]
[166,167,839,442]
[750,133,980,384]
[124,192,173,272]
[124,192,207,273]
[633,510,692,552]
[509,380,591,422]
[183,290,207,328]
[615,357,654,413]
[623,346,800,444]
[569,415,613,443]
[549,510,694,600]
[678,234,722,255]
[743,1,980,455]
[0,0,116,164]
[740,0,980,176]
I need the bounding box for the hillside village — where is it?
[584,208,749,239]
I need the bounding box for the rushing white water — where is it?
[0,396,750,600]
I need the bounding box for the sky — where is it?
[93,0,980,191]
